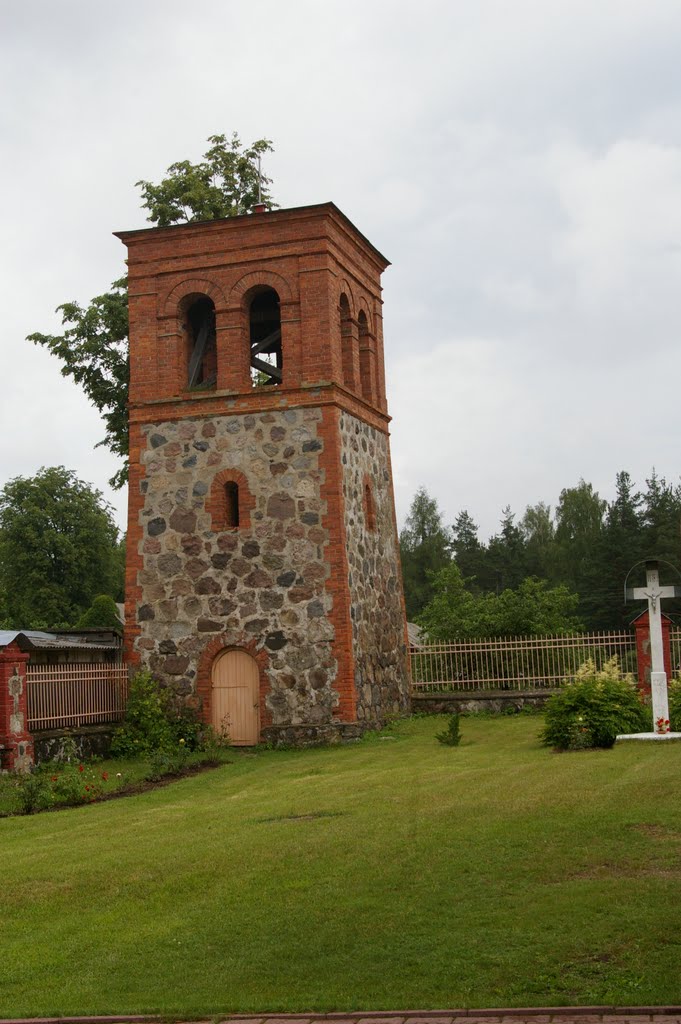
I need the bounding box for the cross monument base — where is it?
[616,732,681,742]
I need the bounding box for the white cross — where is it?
[626,560,681,731]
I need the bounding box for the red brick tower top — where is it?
[115,202,390,426]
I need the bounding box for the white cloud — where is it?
[549,139,681,300]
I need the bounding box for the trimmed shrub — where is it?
[74,594,122,631]
[541,657,648,751]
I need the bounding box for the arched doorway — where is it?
[211,649,260,745]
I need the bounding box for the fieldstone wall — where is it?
[339,414,410,722]
[33,725,115,763]
[412,690,553,715]
[135,407,340,728]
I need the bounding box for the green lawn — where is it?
[2,715,681,1016]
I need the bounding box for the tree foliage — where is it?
[401,471,681,637]
[417,564,582,641]
[28,133,276,487]
[136,133,275,227]
[399,486,452,619]
[0,467,123,629]
[74,594,123,631]
[28,278,129,488]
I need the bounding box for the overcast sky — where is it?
[3,0,681,543]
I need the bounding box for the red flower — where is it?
[78,764,84,773]
[101,772,109,781]
[51,775,57,782]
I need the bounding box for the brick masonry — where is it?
[0,642,34,770]
[118,203,410,741]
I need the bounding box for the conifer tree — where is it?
[399,487,452,619]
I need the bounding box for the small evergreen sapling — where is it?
[436,713,462,746]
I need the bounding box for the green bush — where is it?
[14,770,53,814]
[669,678,681,732]
[147,742,190,781]
[111,671,201,758]
[166,693,204,750]
[199,724,232,761]
[541,657,648,751]
[436,713,462,746]
[50,760,105,806]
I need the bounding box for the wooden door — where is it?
[211,649,260,745]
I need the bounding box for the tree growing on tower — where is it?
[28,133,275,488]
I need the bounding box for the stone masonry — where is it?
[136,406,338,727]
[340,415,408,722]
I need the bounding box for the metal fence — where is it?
[410,631,637,693]
[670,627,681,679]
[26,663,129,731]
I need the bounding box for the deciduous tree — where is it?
[0,467,123,629]
[28,278,129,488]
[521,501,556,580]
[136,132,275,227]
[418,564,581,641]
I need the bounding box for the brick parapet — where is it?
[116,202,389,274]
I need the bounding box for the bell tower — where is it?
[117,203,409,744]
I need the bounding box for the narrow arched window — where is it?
[207,470,254,532]
[185,296,217,389]
[340,293,356,390]
[364,480,376,532]
[225,482,240,528]
[249,288,282,386]
[358,310,372,402]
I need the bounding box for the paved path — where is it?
[4,1009,681,1024]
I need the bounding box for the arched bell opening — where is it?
[339,292,357,391]
[358,310,373,403]
[248,287,282,386]
[182,294,217,389]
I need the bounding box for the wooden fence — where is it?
[410,631,638,693]
[26,663,129,731]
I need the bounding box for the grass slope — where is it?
[2,715,681,1015]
